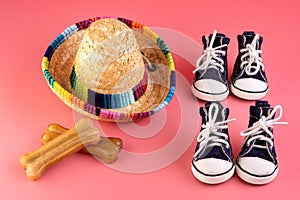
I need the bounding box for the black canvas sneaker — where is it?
[236,100,287,184]
[191,102,235,184]
[192,30,230,101]
[230,31,268,100]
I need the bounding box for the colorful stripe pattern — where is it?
[70,66,148,109]
[42,17,176,121]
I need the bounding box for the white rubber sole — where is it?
[236,164,278,185]
[191,85,229,101]
[191,164,235,184]
[230,84,268,100]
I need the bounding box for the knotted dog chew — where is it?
[42,123,122,163]
[19,118,100,181]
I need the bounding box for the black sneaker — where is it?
[191,101,235,184]
[192,30,230,101]
[230,31,268,100]
[236,100,287,184]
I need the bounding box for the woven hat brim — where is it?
[42,17,176,122]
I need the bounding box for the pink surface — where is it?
[0,0,299,199]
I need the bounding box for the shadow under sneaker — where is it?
[191,101,235,184]
[192,30,230,101]
[236,100,287,184]
[230,31,268,100]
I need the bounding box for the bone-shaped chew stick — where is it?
[43,124,122,150]
[19,118,100,181]
[20,118,93,169]
[42,124,122,164]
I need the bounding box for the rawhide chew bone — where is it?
[41,123,122,163]
[19,118,100,181]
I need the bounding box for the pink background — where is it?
[0,0,299,199]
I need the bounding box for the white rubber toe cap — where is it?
[192,158,235,184]
[237,157,276,176]
[192,79,229,101]
[194,79,228,94]
[193,158,233,175]
[233,78,268,93]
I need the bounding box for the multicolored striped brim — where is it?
[42,17,176,122]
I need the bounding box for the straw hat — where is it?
[42,17,176,122]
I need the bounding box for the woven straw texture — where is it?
[75,19,144,94]
[42,17,176,122]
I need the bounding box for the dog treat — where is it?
[19,118,100,181]
[85,138,121,163]
[41,123,122,163]
[20,118,92,169]
[43,123,122,148]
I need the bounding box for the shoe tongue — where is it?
[237,31,263,49]
[255,100,270,107]
[249,104,274,158]
[205,101,224,110]
[262,106,271,117]
[249,104,273,126]
[249,106,262,126]
[243,31,255,36]
[202,33,230,49]
[199,102,228,122]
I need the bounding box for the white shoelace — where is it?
[240,105,288,149]
[240,33,265,76]
[193,30,227,74]
[194,103,236,158]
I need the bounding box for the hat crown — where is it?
[74,18,145,94]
